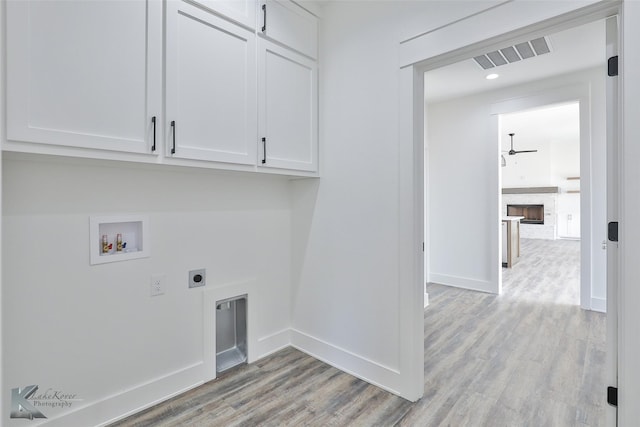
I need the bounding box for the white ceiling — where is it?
[500,102,580,150]
[424,19,606,103]
[500,103,581,184]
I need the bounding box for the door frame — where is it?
[399,0,623,415]
[605,15,619,426]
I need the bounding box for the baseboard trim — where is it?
[591,297,606,313]
[430,273,496,294]
[256,328,292,359]
[42,363,204,427]
[290,329,404,398]
[424,292,429,308]
[43,326,413,426]
[47,327,293,427]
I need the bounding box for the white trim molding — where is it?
[591,297,607,313]
[430,274,495,294]
[290,329,405,397]
[51,363,203,427]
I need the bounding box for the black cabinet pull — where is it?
[261,4,267,32]
[151,116,156,152]
[171,120,176,154]
[262,137,266,164]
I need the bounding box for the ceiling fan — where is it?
[506,133,537,155]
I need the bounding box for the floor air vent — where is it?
[474,37,551,70]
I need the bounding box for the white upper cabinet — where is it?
[5,0,318,175]
[259,0,318,59]
[192,0,257,29]
[258,39,318,172]
[6,0,162,154]
[166,1,257,165]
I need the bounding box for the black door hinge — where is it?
[608,221,619,242]
[608,56,618,77]
[422,242,425,252]
[607,386,618,407]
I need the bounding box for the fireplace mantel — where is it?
[502,187,559,194]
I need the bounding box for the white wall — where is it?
[501,104,581,189]
[289,0,508,399]
[427,93,501,293]
[503,141,555,187]
[291,2,404,395]
[550,138,581,190]
[2,154,292,425]
[289,0,614,403]
[426,67,606,307]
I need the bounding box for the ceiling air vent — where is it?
[473,37,551,70]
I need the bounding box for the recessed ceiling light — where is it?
[486,73,499,80]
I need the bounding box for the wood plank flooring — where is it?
[111,238,606,426]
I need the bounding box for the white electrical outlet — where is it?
[150,275,166,296]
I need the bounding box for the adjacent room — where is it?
[425,19,607,308]
[421,16,609,425]
[500,103,582,304]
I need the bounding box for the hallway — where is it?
[404,238,604,425]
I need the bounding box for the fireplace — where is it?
[507,204,544,224]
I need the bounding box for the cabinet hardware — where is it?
[262,4,267,32]
[262,137,267,164]
[151,116,157,152]
[171,120,176,154]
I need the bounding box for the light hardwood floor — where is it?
[111,238,606,426]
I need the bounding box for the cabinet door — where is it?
[166,1,257,165]
[6,0,162,154]
[258,39,317,172]
[193,0,257,29]
[260,0,318,59]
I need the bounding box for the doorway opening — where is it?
[423,19,606,308]
[415,12,616,423]
[499,102,584,304]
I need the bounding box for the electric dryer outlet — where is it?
[189,269,206,288]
